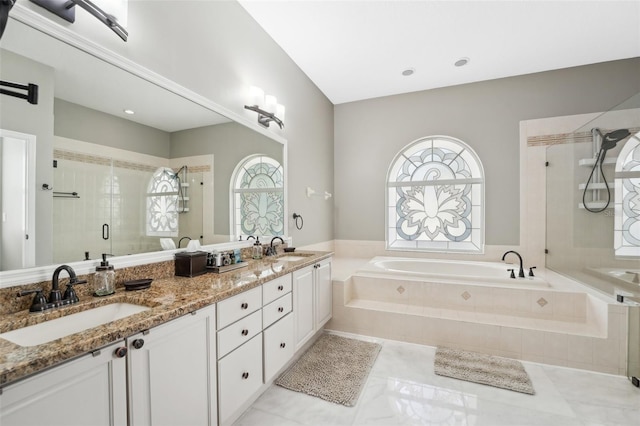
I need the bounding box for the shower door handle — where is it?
[102,223,109,240]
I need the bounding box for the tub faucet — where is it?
[266,236,285,256]
[502,251,525,278]
[178,236,191,248]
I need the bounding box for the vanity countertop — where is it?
[0,251,332,387]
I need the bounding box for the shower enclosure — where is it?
[545,92,640,383]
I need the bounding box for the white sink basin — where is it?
[0,303,150,347]
[276,256,307,262]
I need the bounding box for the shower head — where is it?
[601,129,630,151]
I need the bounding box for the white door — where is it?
[0,341,127,425]
[315,260,332,329]
[128,305,217,426]
[0,129,35,270]
[293,265,315,351]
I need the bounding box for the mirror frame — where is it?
[0,5,288,287]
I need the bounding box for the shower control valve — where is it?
[529,267,537,277]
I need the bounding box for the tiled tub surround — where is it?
[326,258,628,376]
[0,251,331,387]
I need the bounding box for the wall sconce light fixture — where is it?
[244,86,285,129]
[29,0,128,41]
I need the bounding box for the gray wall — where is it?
[0,49,55,265]
[54,99,171,157]
[21,0,335,247]
[334,58,640,245]
[170,122,284,236]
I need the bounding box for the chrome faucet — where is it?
[501,251,525,278]
[265,236,285,256]
[18,265,88,312]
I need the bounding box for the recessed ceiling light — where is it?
[401,68,415,76]
[454,57,470,67]
[123,109,135,115]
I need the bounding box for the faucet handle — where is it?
[507,269,516,279]
[63,279,88,304]
[528,266,537,277]
[18,289,48,312]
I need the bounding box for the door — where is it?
[128,305,217,426]
[0,341,127,425]
[0,130,35,270]
[293,265,315,351]
[315,260,332,329]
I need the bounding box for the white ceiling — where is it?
[238,0,640,105]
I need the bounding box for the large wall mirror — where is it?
[0,15,285,276]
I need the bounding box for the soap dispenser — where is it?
[252,237,263,260]
[94,254,115,296]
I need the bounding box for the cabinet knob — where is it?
[132,339,145,349]
[240,302,248,309]
[280,342,286,348]
[277,306,284,313]
[277,285,284,291]
[241,329,249,336]
[241,372,249,380]
[114,347,128,358]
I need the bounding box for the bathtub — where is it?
[330,256,627,374]
[356,256,549,287]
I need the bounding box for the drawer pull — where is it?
[241,372,249,379]
[280,342,286,348]
[132,339,145,349]
[277,306,284,313]
[241,329,249,336]
[240,302,248,309]
[277,285,284,291]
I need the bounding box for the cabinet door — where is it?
[263,313,294,383]
[293,265,315,351]
[128,305,217,426]
[315,259,333,329]
[0,341,127,426]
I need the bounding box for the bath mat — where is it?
[434,347,535,395]
[275,334,381,406]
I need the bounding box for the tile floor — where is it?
[233,334,640,426]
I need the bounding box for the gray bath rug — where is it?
[275,334,381,406]
[434,347,535,395]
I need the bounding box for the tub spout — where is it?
[502,250,525,278]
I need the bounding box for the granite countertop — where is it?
[0,251,332,387]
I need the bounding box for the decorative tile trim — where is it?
[528,127,639,147]
[537,297,548,308]
[397,285,405,294]
[181,165,211,173]
[461,291,471,300]
[54,149,158,173]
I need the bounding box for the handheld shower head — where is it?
[601,129,630,151]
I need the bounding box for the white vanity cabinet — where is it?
[293,258,332,351]
[127,305,217,426]
[0,340,128,426]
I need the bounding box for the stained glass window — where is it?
[232,155,284,239]
[614,132,640,257]
[387,136,484,252]
[146,167,179,237]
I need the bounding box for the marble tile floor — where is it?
[233,334,640,426]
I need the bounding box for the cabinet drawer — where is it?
[262,293,292,329]
[217,309,262,359]
[218,334,263,424]
[263,313,294,383]
[262,274,292,305]
[217,286,262,329]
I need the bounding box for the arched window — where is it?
[386,136,484,252]
[614,131,640,257]
[231,155,284,239]
[146,167,179,237]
